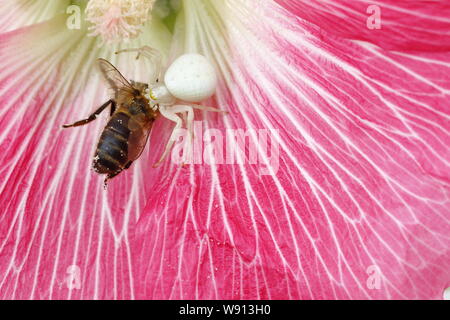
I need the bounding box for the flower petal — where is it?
[275,0,450,51]
[0,0,69,33]
[1,0,449,300]
[130,0,450,299]
[0,15,171,299]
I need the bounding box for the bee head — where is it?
[129,80,148,94]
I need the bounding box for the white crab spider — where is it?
[116,46,225,167]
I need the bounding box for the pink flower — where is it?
[0,0,449,300]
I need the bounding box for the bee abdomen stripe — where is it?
[106,125,129,139]
[99,137,124,152]
[100,128,128,145]
[93,152,121,173]
[107,113,131,136]
[97,127,128,159]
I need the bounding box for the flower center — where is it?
[85,0,156,43]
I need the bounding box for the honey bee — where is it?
[63,59,158,186]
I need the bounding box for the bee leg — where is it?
[110,100,117,116]
[103,170,122,189]
[63,100,115,128]
[124,161,133,170]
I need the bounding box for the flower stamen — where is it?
[85,0,156,43]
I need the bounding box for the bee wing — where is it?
[97,58,136,96]
[127,119,153,161]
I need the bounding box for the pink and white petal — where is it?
[275,0,450,51]
[131,0,450,299]
[0,15,171,299]
[0,0,69,33]
[1,0,449,300]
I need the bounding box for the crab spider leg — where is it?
[154,105,196,167]
[189,104,229,114]
[115,46,162,63]
[170,105,195,164]
[154,104,227,167]
[153,105,186,167]
[172,105,194,139]
[115,46,163,82]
